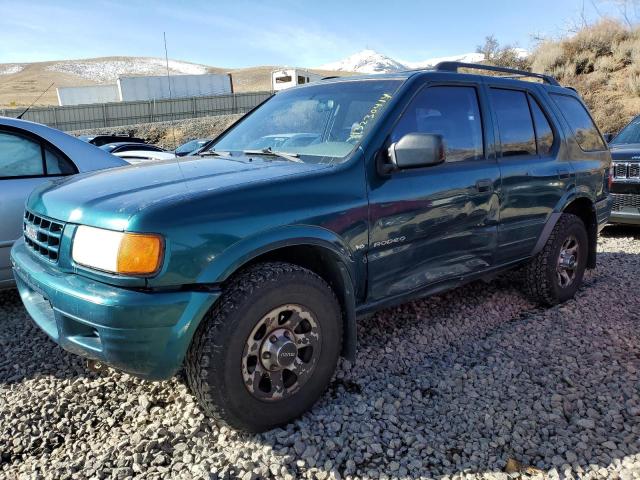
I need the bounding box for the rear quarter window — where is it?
[551,93,606,152]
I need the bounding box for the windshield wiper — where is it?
[243,148,303,163]
[198,150,231,157]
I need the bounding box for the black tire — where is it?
[523,213,589,306]
[185,262,342,432]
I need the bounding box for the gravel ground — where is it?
[1,228,639,480]
[71,114,243,150]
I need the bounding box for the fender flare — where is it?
[197,225,359,362]
[531,191,597,267]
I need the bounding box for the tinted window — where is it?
[0,131,44,177]
[45,148,75,175]
[611,117,640,145]
[529,95,555,156]
[392,86,484,162]
[491,89,536,157]
[551,94,606,151]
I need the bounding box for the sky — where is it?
[0,0,626,68]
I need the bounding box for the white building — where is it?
[56,73,234,106]
[271,68,323,91]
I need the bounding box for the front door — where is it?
[367,83,500,302]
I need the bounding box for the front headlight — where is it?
[72,225,163,276]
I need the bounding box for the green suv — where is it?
[11,63,612,432]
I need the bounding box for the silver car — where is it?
[0,117,127,289]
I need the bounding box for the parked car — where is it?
[11,63,612,432]
[78,134,147,147]
[607,115,640,225]
[174,139,211,157]
[0,117,127,289]
[112,150,176,164]
[100,142,166,156]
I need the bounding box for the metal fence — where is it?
[0,91,272,132]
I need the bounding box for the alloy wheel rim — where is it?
[556,235,579,288]
[242,304,321,401]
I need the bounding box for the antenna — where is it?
[163,32,189,189]
[163,32,178,149]
[17,82,54,119]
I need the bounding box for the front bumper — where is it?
[11,239,219,380]
[609,211,640,225]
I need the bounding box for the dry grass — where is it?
[530,19,640,133]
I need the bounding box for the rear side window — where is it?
[0,131,44,177]
[551,93,606,151]
[45,147,76,175]
[529,95,555,156]
[0,130,76,178]
[490,89,536,157]
[392,85,484,162]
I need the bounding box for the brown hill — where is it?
[0,57,354,108]
[530,19,640,134]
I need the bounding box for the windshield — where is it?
[210,79,402,163]
[611,117,640,145]
[176,139,206,154]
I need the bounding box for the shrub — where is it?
[565,19,630,57]
[628,71,640,96]
[594,55,618,73]
[531,42,565,73]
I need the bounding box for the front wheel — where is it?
[522,213,589,306]
[185,262,342,432]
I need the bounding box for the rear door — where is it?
[367,82,501,301]
[487,85,572,263]
[0,128,76,287]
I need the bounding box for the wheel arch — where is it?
[198,226,359,362]
[532,194,598,268]
[562,196,598,269]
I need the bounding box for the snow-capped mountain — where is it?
[320,49,503,74]
[402,52,485,70]
[46,57,210,83]
[320,50,406,74]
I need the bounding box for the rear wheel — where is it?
[185,262,342,432]
[522,213,588,306]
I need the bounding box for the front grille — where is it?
[23,211,65,262]
[612,193,640,211]
[613,162,640,179]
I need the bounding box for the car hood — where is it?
[27,155,329,230]
[610,144,640,161]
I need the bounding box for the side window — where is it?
[528,95,555,156]
[45,147,76,175]
[392,85,484,162]
[490,89,536,157]
[551,93,606,151]
[0,131,44,178]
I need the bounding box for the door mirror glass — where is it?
[388,133,445,170]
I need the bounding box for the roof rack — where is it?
[434,62,559,86]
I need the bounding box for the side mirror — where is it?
[603,133,615,143]
[386,133,445,172]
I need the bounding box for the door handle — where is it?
[475,179,493,193]
[558,168,571,179]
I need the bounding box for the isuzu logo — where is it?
[25,224,38,242]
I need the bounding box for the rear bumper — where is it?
[11,239,219,380]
